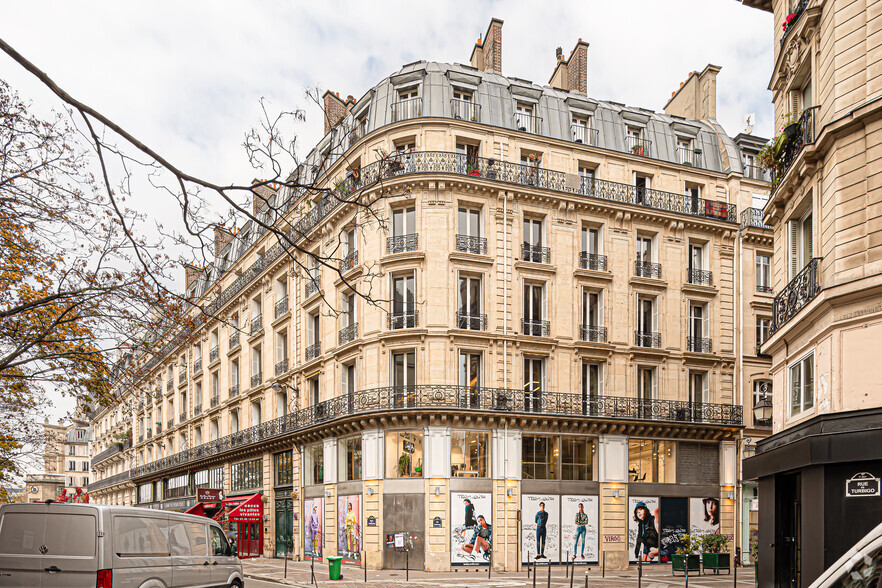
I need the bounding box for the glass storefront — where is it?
[450,430,489,477]
[385,430,423,478]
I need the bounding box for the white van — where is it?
[0,501,244,588]
[809,520,882,587]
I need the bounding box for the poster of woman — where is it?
[628,496,660,563]
[450,492,492,566]
[689,497,721,538]
[303,497,324,560]
[521,494,559,564]
[337,495,361,564]
[560,496,598,564]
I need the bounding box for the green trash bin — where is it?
[328,555,343,580]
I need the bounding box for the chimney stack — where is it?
[213,226,234,256]
[664,64,721,120]
[556,47,563,60]
[184,263,201,289]
[549,39,589,94]
[322,90,348,135]
[470,18,503,74]
[251,180,276,216]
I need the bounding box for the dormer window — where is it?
[393,89,421,121]
[452,90,479,122]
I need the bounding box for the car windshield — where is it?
[833,538,882,587]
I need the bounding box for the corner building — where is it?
[89,20,774,571]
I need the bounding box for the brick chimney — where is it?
[549,39,589,94]
[323,90,347,135]
[251,180,276,216]
[184,263,201,289]
[664,64,721,120]
[470,18,503,74]
[214,226,234,256]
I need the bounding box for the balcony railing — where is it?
[86,469,130,492]
[456,234,487,255]
[305,275,320,298]
[338,323,358,345]
[635,331,661,348]
[579,252,608,271]
[166,380,172,392]
[275,297,289,319]
[522,243,550,264]
[757,284,773,294]
[305,343,321,362]
[340,251,358,273]
[388,311,418,330]
[571,124,599,146]
[210,395,219,408]
[387,234,419,254]
[741,207,773,230]
[770,107,819,188]
[130,384,741,479]
[580,325,608,343]
[229,332,240,349]
[743,164,771,182]
[687,336,713,353]
[138,434,144,443]
[391,97,422,122]
[522,318,550,337]
[457,312,487,331]
[251,316,262,335]
[275,358,289,376]
[179,411,187,423]
[209,346,219,363]
[155,423,162,434]
[194,404,202,416]
[178,370,186,384]
[91,443,123,466]
[781,0,809,46]
[251,373,262,388]
[635,261,662,279]
[626,136,652,157]
[770,258,822,335]
[676,147,703,168]
[229,385,239,399]
[688,268,713,286]
[166,419,173,429]
[514,112,542,134]
[451,99,480,122]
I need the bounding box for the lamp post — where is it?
[752,395,773,425]
[272,381,300,413]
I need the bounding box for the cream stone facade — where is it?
[89,20,772,572]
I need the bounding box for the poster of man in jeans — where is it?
[561,495,598,563]
[521,494,559,563]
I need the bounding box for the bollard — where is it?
[569,559,575,588]
[638,555,643,588]
[528,552,532,579]
[488,549,491,579]
[406,550,409,582]
[602,550,606,578]
[685,560,689,588]
[284,543,288,579]
[364,559,367,583]
[565,551,569,578]
[310,555,316,586]
[546,559,551,588]
[734,553,737,586]
[532,558,537,588]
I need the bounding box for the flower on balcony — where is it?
[782,2,806,33]
[467,165,481,176]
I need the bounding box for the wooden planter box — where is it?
[702,552,730,574]
[671,554,701,575]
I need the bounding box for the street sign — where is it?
[846,472,880,497]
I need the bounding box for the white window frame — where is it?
[788,352,815,418]
[756,253,772,292]
[789,209,813,279]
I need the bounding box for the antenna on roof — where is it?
[743,113,756,134]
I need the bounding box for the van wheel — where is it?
[230,581,243,588]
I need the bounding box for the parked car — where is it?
[0,501,244,587]
[809,520,882,587]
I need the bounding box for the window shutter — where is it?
[307,315,315,346]
[651,368,658,399]
[703,372,710,402]
[804,214,813,260]
[789,90,801,121]
[699,444,720,485]
[678,442,699,484]
[652,297,659,332]
[599,290,605,327]
[790,220,799,278]
[703,305,710,338]
[542,283,548,321]
[341,364,349,396]
[599,364,605,397]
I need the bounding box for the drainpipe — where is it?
[503,191,509,572]
[735,179,745,564]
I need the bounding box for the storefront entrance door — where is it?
[275,497,293,558]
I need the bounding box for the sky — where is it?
[1,1,773,426]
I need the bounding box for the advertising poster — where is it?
[303,497,324,560]
[659,497,689,563]
[337,494,361,564]
[560,495,598,564]
[521,494,559,564]
[689,496,721,538]
[628,496,660,563]
[450,492,492,566]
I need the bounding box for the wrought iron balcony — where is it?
[130,384,741,479]
[146,429,152,439]
[757,284,773,294]
[179,412,187,423]
[275,296,289,319]
[456,234,487,255]
[571,124,599,146]
[514,112,542,134]
[388,311,418,330]
[580,325,608,343]
[740,207,773,230]
[86,469,130,492]
[229,385,239,399]
[770,107,819,188]
[340,251,358,273]
[579,252,608,271]
[626,136,652,157]
[137,401,143,411]
[635,330,661,348]
[91,443,123,466]
[770,258,821,335]
[391,97,422,122]
[209,346,219,363]
[387,233,419,254]
[166,380,172,392]
[305,343,321,361]
[210,395,220,408]
[676,147,703,168]
[250,373,262,388]
[305,275,320,298]
[193,358,202,374]
[457,312,487,331]
[275,358,289,376]
[194,404,202,416]
[251,315,263,335]
[138,434,143,443]
[522,318,550,337]
[522,243,550,264]
[687,336,713,353]
[451,99,480,122]
[178,370,186,384]
[743,164,771,182]
[781,0,809,46]
[338,323,358,345]
[688,268,713,286]
[635,261,662,279]
[155,423,162,434]
[166,419,173,429]
[229,332,240,349]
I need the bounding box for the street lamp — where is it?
[753,396,773,424]
[272,381,300,412]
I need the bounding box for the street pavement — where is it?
[241,557,756,587]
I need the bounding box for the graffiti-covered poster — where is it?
[628,496,660,563]
[689,496,721,538]
[450,492,492,566]
[659,497,688,562]
[303,497,324,560]
[560,495,598,564]
[337,494,361,564]
[521,494,559,564]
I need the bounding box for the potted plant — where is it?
[466,164,481,177]
[397,453,411,477]
[750,537,759,576]
[632,144,645,157]
[701,532,731,574]
[672,534,702,576]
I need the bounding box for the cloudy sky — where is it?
[1,0,773,423]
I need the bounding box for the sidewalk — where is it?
[242,557,756,587]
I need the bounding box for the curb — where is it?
[244,572,311,586]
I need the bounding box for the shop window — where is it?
[385,430,423,478]
[627,439,676,483]
[338,435,362,482]
[303,443,324,486]
[451,430,489,477]
[561,437,597,481]
[522,434,558,480]
[274,451,294,487]
[230,458,262,492]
